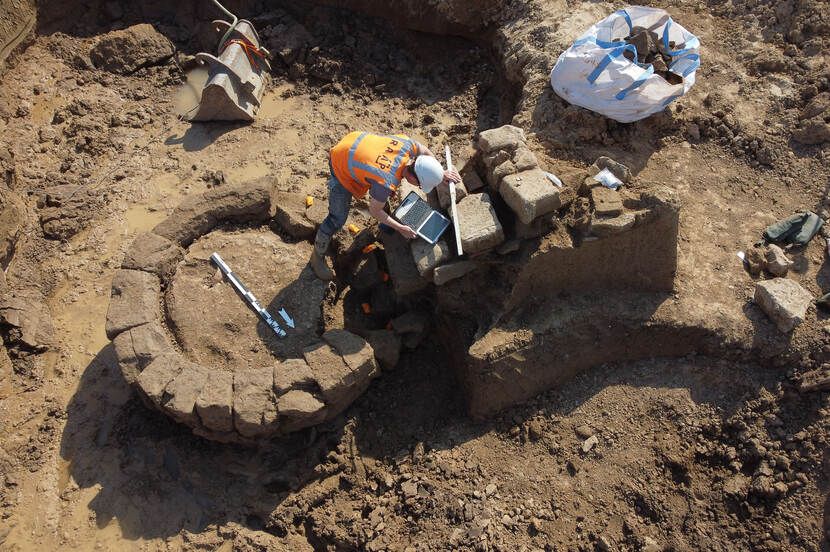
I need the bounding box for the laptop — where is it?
[393,191,450,245]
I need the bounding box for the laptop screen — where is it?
[418,212,449,243]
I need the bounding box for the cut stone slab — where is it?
[195,369,234,433]
[153,179,275,246]
[592,212,636,237]
[273,191,322,239]
[278,390,328,432]
[411,238,452,279]
[361,329,401,370]
[754,278,813,332]
[380,231,428,295]
[233,367,278,438]
[137,352,186,405]
[322,329,379,382]
[163,363,209,425]
[122,232,184,283]
[105,269,160,340]
[462,169,486,192]
[591,156,631,184]
[455,193,504,255]
[433,261,479,286]
[112,321,173,385]
[273,358,316,394]
[437,180,468,210]
[515,214,557,240]
[590,187,623,217]
[478,125,526,153]
[500,169,562,225]
[304,341,365,408]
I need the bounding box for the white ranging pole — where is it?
[445,145,463,256]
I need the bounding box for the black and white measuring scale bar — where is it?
[210,252,294,338]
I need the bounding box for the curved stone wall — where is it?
[106,178,380,443]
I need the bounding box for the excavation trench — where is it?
[7,0,777,441]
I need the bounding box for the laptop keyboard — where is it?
[400,199,431,229]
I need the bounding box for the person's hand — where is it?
[443,169,461,185]
[397,224,418,240]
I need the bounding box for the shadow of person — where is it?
[165,122,245,153]
[60,344,346,540]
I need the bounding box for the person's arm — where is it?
[369,198,417,239]
[414,142,460,187]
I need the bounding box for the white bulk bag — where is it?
[550,6,700,123]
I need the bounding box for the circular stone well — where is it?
[106,181,380,443]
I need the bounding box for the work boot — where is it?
[310,230,334,281]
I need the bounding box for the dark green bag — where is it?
[763,211,823,246]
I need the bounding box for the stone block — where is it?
[456,193,504,255]
[273,191,325,239]
[500,169,562,225]
[590,187,623,217]
[121,232,184,283]
[765,245,792,277]
[410,238,451,279]
[153,179,275,246]
[478,125,526,153]
[489,159,518,190]
[483,150,510,171]
[592,212,636,236]
[754,278,813,333]
[164,363,209,425]
[323,329,379,382]
[112,321,173,385]
[512,146,538,171]
[433,260,479,286]
[591,156,632,184]
[273,358,316,394]
[195,369,234,433]
[437,180,468,210]
[462,169,486,192]
[105,269,160,339]
[361,329,401,370]
[380,231,428,296]
[137,352,185,405]
[303,341,364,407]
[233,367,278,438]
[278,390,328,432]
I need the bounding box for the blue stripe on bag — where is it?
[620,9,633,32]
[587,44,637,84]
[669,53,700,77]
[662,19,700,57]
[615,65,654,100]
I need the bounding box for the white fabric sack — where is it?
[550,6,700,123]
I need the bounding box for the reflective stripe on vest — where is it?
[346,132,414,190]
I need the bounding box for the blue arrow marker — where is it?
[278,308,295,329]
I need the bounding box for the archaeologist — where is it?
[310,131,461,280]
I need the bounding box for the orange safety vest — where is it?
[330,132,419,199]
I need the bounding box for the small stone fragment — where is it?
[765,244,793,276]
[433,261,479,286]
[590,187,623,217]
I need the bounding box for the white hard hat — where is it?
[413,156,444,194]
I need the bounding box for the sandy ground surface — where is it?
[1,0,830,550]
